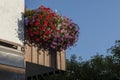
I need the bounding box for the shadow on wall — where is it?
[17,12,24,44]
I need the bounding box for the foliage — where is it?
[25,6,79,51]
[54,40,120,80]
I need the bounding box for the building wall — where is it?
[0,70,24,80]
[0,0,24,45]
[0,0,25,79]
[0,45,24,67]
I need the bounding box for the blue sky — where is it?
[25,0,120,60]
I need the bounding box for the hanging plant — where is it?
[25,6,79,51]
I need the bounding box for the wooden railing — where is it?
[24,43,66,71]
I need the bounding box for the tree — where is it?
[39,40,120,80]
[66,40,120,80]
[107,40,120,79]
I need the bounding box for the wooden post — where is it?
[24,44,32,63]
[32,46,38,64]
[56,50,66,70]
[44,50,50,67]
[60,50,66,70]
[57,52,61,70]
[38,49,44,65]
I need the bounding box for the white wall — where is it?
[0,0,24,45]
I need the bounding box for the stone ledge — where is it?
[0,64,25,74]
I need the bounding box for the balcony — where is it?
[0,39,66,80]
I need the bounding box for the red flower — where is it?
[36,38,40,42]
[35,21,40,27]
[45,15,50,20]
[25,5,79,51]
[30,21,34,26]
[44,37,49,41]
[30,33,34,37]
[29,28,32,32]
[50,23,55,31]
[40,27,45,31]
[51,12,56,16]
[46,8,50,11]
[43,20,48,27]
[33,31,39,35]
[45,30,50,35]
[46,8,51,13]
[57,30,61,34]
[39,5,45,10]
[39,14,43,18]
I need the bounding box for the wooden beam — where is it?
[0,64,25,74]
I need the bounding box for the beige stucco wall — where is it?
[0,0,24,45]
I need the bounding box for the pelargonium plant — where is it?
[25,6,79,51]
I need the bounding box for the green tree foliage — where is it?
[38,40,120,80]
[64,40,120,80]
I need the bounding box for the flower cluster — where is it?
[25,6,79,51]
